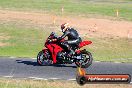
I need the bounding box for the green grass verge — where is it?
[0,23,52,58]
[0,23,132,62]
[87,37,132,62]
[0,0,132,20]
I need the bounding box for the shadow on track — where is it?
[16,60,77,68]
[16,60,38,66]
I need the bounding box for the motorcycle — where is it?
[37,32,93,68]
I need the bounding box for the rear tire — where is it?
[75,49,93,68]
[37,50,52,66]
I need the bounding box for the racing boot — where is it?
[67,48,75,58]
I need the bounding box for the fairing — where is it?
[45,44,63,63]
[79,41,92,48]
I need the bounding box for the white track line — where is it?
[28,77,37,79]
[42,79,48,80]
[68,79,76,81]
[29,77,47,80]
[114,62,121,63]
[34,78,44,80]
[10,57,16,58]
[94,61,101,62]
[49,78,60,80]
[95,61,122,63]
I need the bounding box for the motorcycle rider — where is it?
[52,23,82,57]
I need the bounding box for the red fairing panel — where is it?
[79,41,92,48]
[46,44,63,63]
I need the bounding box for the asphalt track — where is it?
[0,57,132,81]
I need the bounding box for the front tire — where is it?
[75,49,93,68]
[37,50,52,66]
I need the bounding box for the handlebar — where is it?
[46,32,65,44]
[48,32,58,39]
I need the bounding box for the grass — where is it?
[0,78,132,88]
[87,37,132,62]
[0,23,132,62]
[0,0,132,20]
[0,23,52,58]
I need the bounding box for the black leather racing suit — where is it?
[57,28,82,56]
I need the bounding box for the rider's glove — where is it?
[49,39,57,43]
[48,39,52,43]
[52,39,57,42]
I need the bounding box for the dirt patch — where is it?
[0,43,8,46]
[0,33,10,40]
[0,9,132,38]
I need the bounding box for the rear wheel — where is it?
[75,49,93,68]
[37,50,52,66]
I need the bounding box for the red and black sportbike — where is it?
[37,32,93,68]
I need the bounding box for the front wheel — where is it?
[75,49,93,68]
[37,50,52,66]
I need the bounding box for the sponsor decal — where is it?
[76,67,131,85]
